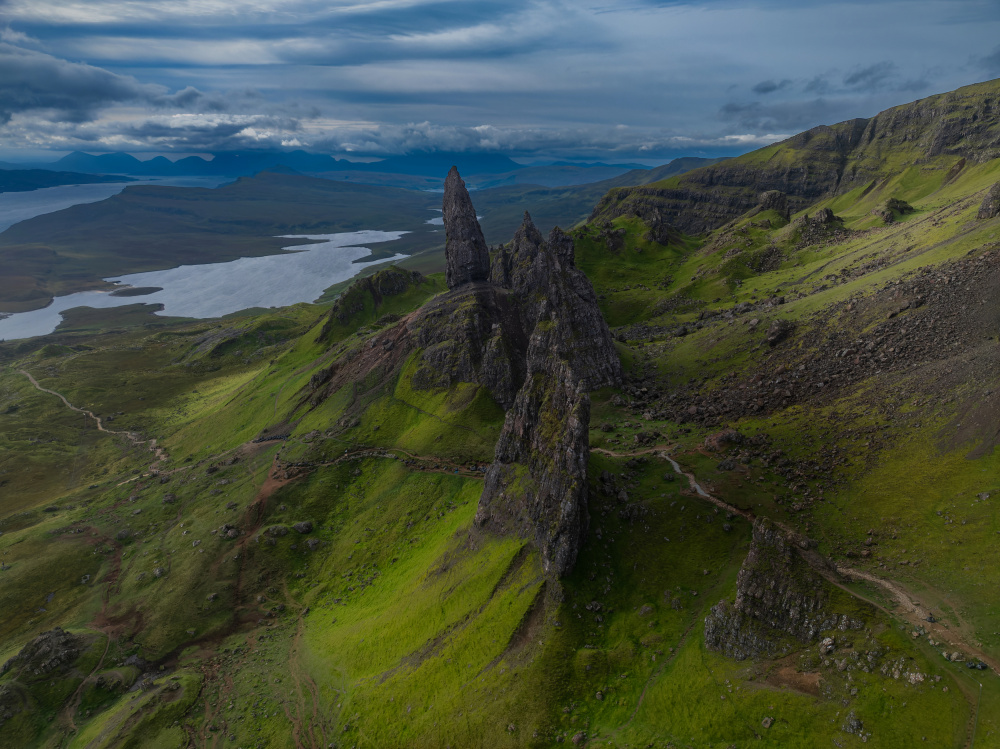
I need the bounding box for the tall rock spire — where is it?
[443,166,490,288]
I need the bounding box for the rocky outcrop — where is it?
[411,169,621,575]
[320,265,426,342]
[476,360,590,575]
[0,628,85,678]
[443,166,490,288]
[311,169,620,575]
[756,190,789,220]
[978,182,1000,220]
[475,218,621,574]
[409,282,528,409]
[490,211,544,291]
[704,519,863,660]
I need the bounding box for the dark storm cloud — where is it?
[0,42,240,125]
[0,42,158,123]
[843,61,896,91]
[1,1,999,159]
[752,79,792,95]
[719,98,845,133]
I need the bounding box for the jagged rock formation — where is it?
[593,79,1000,234]
[409,170,621,575]
[410,283,527,409]
[704,519,863,660]
[0,628,84,678]
[443,166,491,288]
[308,170,620,574]
[979,181,1000,220]
[477,360,591,575]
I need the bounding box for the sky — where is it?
[1,0,999,163]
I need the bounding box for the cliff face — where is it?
[594,79,1000,234]
[704,519,863,660]
[477,361,591,575]
[409,171,621,575]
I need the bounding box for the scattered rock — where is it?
[843,711,863,735]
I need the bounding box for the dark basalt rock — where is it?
[443,166,490,288]
[409,283,528,410]
[476,360,590,576]
[413,177,621,575]
[474,219,621,575]
[0,628,84,678]
[766,318,794,347]
[704,518,862,660]
[811,207,839,225]
[490,211,544,291]
[978,182,1000,220]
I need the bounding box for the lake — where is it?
[0,231,408,340]
[0,177,228,232]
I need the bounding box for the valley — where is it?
[1,79,999,748]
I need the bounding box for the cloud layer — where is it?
[1,0,999,160]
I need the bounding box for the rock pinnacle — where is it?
[443,166,490,288]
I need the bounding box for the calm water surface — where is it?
[0,231,407,340]
[0,177,227,232]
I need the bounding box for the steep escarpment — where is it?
[594,78,1000,234]
[408,170,622,575]
[705,519,864,660]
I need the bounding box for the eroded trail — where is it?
[19,368,170,470]
[648,446,998,676]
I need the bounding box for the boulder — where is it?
[766,319,794,347]
[978,182,1000,220]
[757,190,789,219]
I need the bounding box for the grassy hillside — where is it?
[592,77,1000,235]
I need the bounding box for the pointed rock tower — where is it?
[443,167,490,288]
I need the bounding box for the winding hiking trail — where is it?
[19,368,170,471]
[20,369,994,744]
[592,441,998,747]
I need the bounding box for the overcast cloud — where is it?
[0,0,999,161]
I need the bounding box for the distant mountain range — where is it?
[5,150,725,191]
